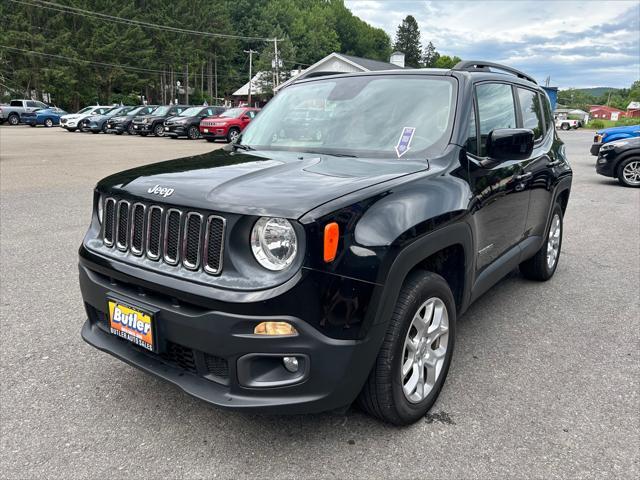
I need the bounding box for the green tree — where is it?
[433,55,462,69]
[422,41,440,67]
[393,15,422,68]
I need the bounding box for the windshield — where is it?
[241,75,456,158]
[126,106,145,116]
[219,108,244,118]
[76,106,93,114]
[152,106,171,115]
[109,106,132,116]
[179,107,203,117]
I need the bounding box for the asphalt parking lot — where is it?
[1,126,638,479]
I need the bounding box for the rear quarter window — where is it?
[10,100,23,107]
[517,88,544,140]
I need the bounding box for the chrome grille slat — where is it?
[116,200,130,251]
[146,206,163,260]
[163,209,182,265]
[203,215,226,275]
[103,198,116,246]
[101,198,224,276]
[130,203,146,256]
[182,212,203,270]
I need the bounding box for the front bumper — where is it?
[164,125,187,137]
[132,123,152,133]
[200,126,228,139]
[596,155,616,177]
[78,254,383,414]
[105,122,127,133]
[590,142,603,156]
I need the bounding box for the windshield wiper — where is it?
[304,150,356,158]
[232,143,255,151]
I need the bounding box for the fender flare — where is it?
[366,221,474,329]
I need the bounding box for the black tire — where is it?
[67,128,77,132]
[226,127,240,143]
[8,114,19,126]
[139,132,147,137]
[560,123,570,130]
[91,130,99,134]
[115,131,123,135]
[153,123,164,137]
[127,123,135,135]
[187,125,199,140]
[357,271,456,425]
[102,123,108,133]
[30,124,36,127]
[617,157,640,188]
[44,118,54,128]
[205,138,216,143]
[520,203,563,281]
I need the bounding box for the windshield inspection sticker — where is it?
[395,127,415,157]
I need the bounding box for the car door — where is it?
[467,82,531,271]
[518,90,556,239]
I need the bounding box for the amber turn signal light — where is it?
[324,222,339,263]
[253,321,298,336]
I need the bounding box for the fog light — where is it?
[283,356,299,373]
[253,321,298,336]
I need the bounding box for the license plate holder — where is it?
[108,299,155,352]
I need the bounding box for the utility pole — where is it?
[244,49,257,106]
[274,38,279,90]
[214,54,218,103]
[185,64,189,104]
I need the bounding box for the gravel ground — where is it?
[1,126,638,479]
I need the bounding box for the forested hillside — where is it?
[0,0,392,110]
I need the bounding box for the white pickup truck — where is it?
[0,99,49,125]
[555,118,580,130]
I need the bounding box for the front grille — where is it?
[204,354,229,379]
[101,197,225,275]
[162,342,197,374]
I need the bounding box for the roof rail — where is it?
[297,71,344,81]
[452,60,537,85]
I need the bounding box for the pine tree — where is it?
[422,41,440,68]
[393,15,422,68]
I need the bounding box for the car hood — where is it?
[97,148,428,218]
[134,115,162,122]
[165,115,196,123]
[598,125,640,135]
[62,113,87,120]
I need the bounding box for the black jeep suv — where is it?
[163,105,226,139]
[79,61,572,425]
[131,104,190,137]
[105,105,158,135]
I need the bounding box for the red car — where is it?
[199,107,260,142]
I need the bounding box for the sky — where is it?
[345,0,640,89]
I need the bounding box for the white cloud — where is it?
[345,0,640,88]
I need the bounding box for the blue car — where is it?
[21,107,68,127]
[591,124,640,155]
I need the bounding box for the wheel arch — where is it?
[612,151,640,178]
[367,221,474,328]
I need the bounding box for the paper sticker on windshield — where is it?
[395,127,415,157]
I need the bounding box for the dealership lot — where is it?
[1,127,638,478]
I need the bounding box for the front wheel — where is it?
[520,203,563,280]
[358,271,456,425]
[187,125,200,140]
[153,123,164,137]
[44,118,54,128]
[127,123,135,135]
[618,157,640,187]
[227,127,240,143]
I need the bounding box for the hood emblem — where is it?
[147,185,175,197]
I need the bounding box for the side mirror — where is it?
[242,115,251,120]
[486,128,534,162]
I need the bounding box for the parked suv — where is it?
[79,61,572,425]
[60,105,112,132]
[80,106,135,133]
[164,106,226,139]
[131,104,190,137]
[200,107,260,142]
[105,105,158,135]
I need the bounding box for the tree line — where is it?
[0,0,394,110]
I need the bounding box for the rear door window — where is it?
[10,100,22,106]
[540,93,554,131]
[517,88,544,140]
[475,83,517,157]
[26,101,39,108]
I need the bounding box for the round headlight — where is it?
[251,217,298,271]
[97,195,104,224]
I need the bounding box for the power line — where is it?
[0,46,249,81]
[10,0,278,42]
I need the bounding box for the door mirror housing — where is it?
[486,128,534,162]
[242,115,251,120]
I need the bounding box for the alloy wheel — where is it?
[546,213,561,269]
[45,119,53,127]
[9,115,19,125]
[622,160,640,186]
[401,297,449,403]
[229,129,240,142]
[154,124,164,137]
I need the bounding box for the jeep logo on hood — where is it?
[147,185,175,197]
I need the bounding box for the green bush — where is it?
[589,120,606,130]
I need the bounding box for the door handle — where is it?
[514,172,533,182]
[547,160,561,167]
